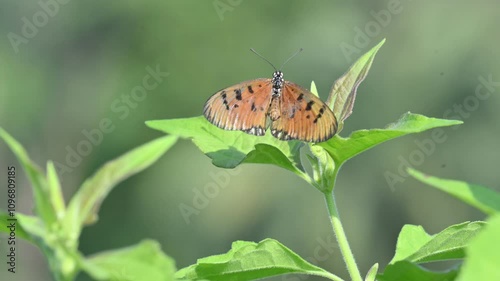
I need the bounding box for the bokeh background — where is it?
[1,1,499,280]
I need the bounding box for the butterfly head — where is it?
[272,71,284,97]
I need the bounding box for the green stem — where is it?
[324,191,362,281]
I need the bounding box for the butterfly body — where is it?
[271,70,284,97]
[204,71,338,142]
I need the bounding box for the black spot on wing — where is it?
[221,91,229,110]
[313,105,325,123]
[297,93,304,101]
[305,101,314,111]
[235,89,242,100]
[248,85,254,93]
[251,102,256,112]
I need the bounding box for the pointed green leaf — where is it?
[0,212,32,243]
[83,240,177,281]
[457,214,500,281]
[390,225,432,264]
[327,38,385,131]
[0,127,57,224]
[408,169,500,215]
[365,263,379,281]
[390,222,485,264]
[46,161,66,220]
[310,81,319,97]
[175,239,341,281]
[146,117,305,174]
[378,261,458,281]
[15,213,47,240]
[319,113,462,165]
[65,136,178,237]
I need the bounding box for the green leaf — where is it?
[83,240,177,281]
[320,112,462,165]
[245,144,302,174]
[175,239,341,281]
[0,127,57,224]
[65,136,178,239]
[310,81,319,97]
[457,214,500,281]
[390,225,432,264]
[46,161,66,220]
[364,263,379,281]
[327,38,385,131]
[0,212,33,243]
[15,213,48,240]
[390,222,485,264]
[408,169,500,215]
[146,117,305,174]
[378,261,458,281]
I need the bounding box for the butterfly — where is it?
[203,49,338,143]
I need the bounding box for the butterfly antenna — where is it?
[279,48,303,70]
[250,48,278,71]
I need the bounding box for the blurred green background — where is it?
[1,0,499,280]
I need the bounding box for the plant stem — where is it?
[324,192,362,281]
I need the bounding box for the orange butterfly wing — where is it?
[203,79,273,136]
[270,81,338,142]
